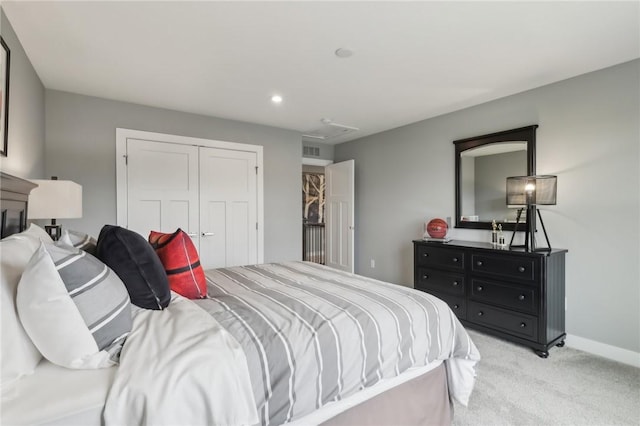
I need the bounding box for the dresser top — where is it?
[413,239,567,256]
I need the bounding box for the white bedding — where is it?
[103,293,258,426]
[0,359,116,425]
[2,264,478,426]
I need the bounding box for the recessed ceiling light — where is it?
[271,95,283,104]
[335,48,354,58]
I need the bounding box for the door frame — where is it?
[116,128,264,263]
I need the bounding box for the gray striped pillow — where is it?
[17,242,132,369]
[60,229,97,256]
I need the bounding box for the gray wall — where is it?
[45,90,302,263]
[460,156,475,218]
[302,142,334,161]
[335,60,640,353]
[0,10,45,179]
[474,150,526,221]
[303,165,325,174]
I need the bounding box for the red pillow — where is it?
[148,229,207,299]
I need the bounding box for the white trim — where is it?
[302,157,333,167]
[566,334,640,368]
[115,128,264,264]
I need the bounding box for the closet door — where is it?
[199,147,258,268]
[126,139,199,243]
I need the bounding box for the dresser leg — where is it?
[534,350,549,358]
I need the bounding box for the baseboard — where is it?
[566,334,640,368]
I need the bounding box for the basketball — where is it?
[426,218,448,239]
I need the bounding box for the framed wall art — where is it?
[1,36,10,157]
[302,172,325,224]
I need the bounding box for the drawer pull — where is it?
[518,294,526,301]
[452,281,459,287]
[520,322,527,328]
[422,274,429,280]
[476,260,484,267]
[476,286,483,291]
[518,266,526,273]
[452,257,459,263]
[477,311,484,317]
[453,304,460,309]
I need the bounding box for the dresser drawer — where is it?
[416,268,465,296]
[468,301,538,340]
[423,290,466,320]
[416,245,465,270]
[471,253,538,283]
[470,279,538,314]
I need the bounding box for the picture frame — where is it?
[302,172,325,224]
[1,36,10,157]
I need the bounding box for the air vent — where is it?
[303,146,320,157]
[303,119,359,141]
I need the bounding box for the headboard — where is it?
[1,172,38,238]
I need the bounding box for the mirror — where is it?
[454,125,537,231]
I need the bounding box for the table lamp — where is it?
[28,176,82,241]
[506,175,557,251]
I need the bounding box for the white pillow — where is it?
[0,224,52,388]
[16,242,132,369]
[21,223,55,244]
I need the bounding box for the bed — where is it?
[0,171,480,425]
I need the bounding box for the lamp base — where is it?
[509,207,551,252]
[44,224,62,241]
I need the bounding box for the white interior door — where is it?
[325,160,354,273]
[126,139,199,243]
[199,147,258,269]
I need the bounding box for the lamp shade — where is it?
[28,179,83,219]
[506,175,557,206]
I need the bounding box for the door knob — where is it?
[201,232,215,237]
[187,233,197,238]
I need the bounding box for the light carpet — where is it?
[453,330,640,426]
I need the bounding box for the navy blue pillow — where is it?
[96,225,170,310]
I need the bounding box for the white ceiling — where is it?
[4,1,639,144]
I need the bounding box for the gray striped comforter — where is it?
[194,261,480,426]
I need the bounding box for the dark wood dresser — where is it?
[413,239,567,357]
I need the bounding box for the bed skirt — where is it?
[322,362,451,426]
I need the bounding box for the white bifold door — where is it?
[199,147,257,268]
[127,139,200,239]
[123,135,259,269]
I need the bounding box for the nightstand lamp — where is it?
[28,176,82,241]
[506,175,557,252]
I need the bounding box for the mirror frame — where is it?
[453,125,538,231]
